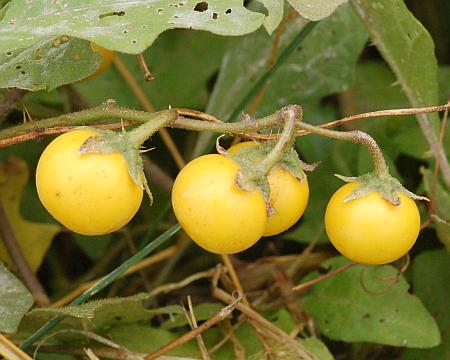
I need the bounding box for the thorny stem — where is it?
[126,109,178,148]
[0,101,400,177]
[296,122,389,176]
[257,105,302,176]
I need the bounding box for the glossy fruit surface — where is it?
[36,129,143,235]
[171,154,267,254]
[325,182,420,264]
[228,142,309,236]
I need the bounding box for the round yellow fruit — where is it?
[36,129,143,235]
[325,182,420,264]
[171,154,267,254]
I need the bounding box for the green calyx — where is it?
[77,127,153,204]
[335,172,428,206]
[220,139,316,210]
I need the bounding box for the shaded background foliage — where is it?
[0,0,449,359]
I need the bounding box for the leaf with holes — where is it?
[288,0,348,20]
[302,256,440,348]
[0,262,34,333]
[205,3,367,121]
[0,157,60,272]
[0,0,270,55]
[258,0,284,34]
[0,37,102,91]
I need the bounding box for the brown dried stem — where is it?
[144,294,243,360]
[0,333,33,360]
[137,53,154,81]
[292,262,357,292]
[0,202,49,306]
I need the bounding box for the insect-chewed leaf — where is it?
[0,0,270,54]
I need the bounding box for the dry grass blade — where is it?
[144,293,243,360]
[0,334,33,360]
[213,288,318,360]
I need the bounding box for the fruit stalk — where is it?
[257,104,302,176]
[295,121,389,176]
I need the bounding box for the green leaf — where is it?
[0,37,102,91]
[0,262,34,333]
[352,0,445,181]
[402,250,450,359]
[258,0,284,34]
[0,157,60,271]
[301,337,334,360]
[0,0,266,54]
[302,256,441,348]
[20,294,182,333]
[194,3,367,157]
[74,30,229,111]
[421,168,450,250]
[207,3,367,120]
[161,302,223,330]
[108,324,201,357]
[288,0,349,20]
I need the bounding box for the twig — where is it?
[148,268,216,298]
[0,333,33,360]
[213,288,317,360]
[297,102,450,135]
[51,245,177,307]
[137,53,154,81]
[185,296,210,360]
[176,108,222,123]
[33,329,142,360]
[113,55,185,169]
[16,343,190,360]
[220,255,272,359]
[292,262,357,292]
[144,294,243,360]
[0,122,133,148]
[0,201,49,306]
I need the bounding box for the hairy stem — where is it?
[127,109,178,148]
[258,105,302,175]
[296,122,389,176]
